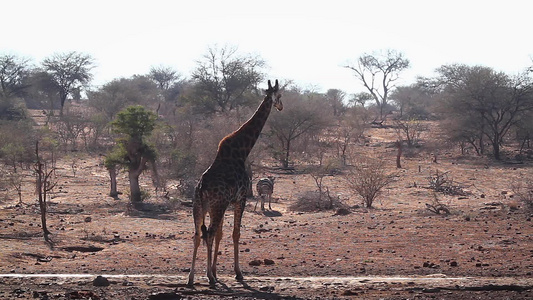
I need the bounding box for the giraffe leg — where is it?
[206,212,223,285]
[187,230,201,286]
[268,194,272,210]
[261,195,265,211]
[211,216,224,281]
[233,200,245,281]
[205,228,216,285]
[188,204,205,286]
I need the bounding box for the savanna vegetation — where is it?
[1,46,533,217]
[1,46,533,299]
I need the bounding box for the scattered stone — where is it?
[422,287,441,293]
[32,291,48,298]
[249,259,263,266]
[264,259,275,265]
[84,216,92,222]
[334,208,351,216]
[450,261,458,267]
[93,275,110,287]
[423,262,439,268]
[148,292,182,300]
[254,228,271,234]
[122,280,134,286]
[259,286,275,292]
[342,289,359,296]
[68,291,101,299]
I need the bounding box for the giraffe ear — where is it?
[268,80,273,90]
[274,80,279,90]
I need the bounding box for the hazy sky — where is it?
[4,0,532,94]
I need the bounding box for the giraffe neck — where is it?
[216,95,273,162]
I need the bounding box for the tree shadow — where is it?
[262,210,283,217]
[127,202,177,220]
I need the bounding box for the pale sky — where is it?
[3,0,532,95]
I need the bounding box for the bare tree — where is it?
[345,157,395,208]
[267,90,329,168]
[395,118,425,148]
[345,49,410,121]
[333,107,368,165]
[34,141,57,243]
[42,51,94,116]
[191,45,265,112]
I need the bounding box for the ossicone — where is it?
[267,79,279,93]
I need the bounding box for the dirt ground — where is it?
[1,125,532,299]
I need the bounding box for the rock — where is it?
[450,261,458,267]
[249,259,262,266]
[264,259,275,265]
[334,208,351,216]
[92,275,110,287]
[84,216,92,223]
[342,290,359,296]
[148,292,182,299]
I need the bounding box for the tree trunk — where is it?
[396,141,402,168]
[36,169,50,237]
[35,142,51,241]
[129,170,142,203]
[108,167,119,198]
[493,136,501,160]
[283,139,291,168]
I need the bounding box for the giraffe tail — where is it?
[201,224,208,244]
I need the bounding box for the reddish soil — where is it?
[1,124,532,299]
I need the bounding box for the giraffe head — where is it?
[266,79,283,111]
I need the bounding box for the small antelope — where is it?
[255,176,275,211]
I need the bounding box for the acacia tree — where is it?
[149,65,182,101]
[435,64,533,160]
[149,65,184,117]
[0,54,31,99]
[191,45,265,113]
[345,49,410,121]
[349,92,373,108]
[390,83,435,119]
[106,105,158,204]
[325,89,347,116]
[42,51,94,116]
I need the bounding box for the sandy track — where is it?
[1,273,532,299]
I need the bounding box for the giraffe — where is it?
[187,80,283,286]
